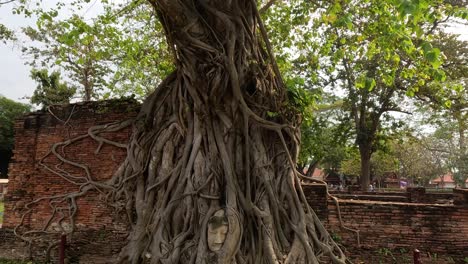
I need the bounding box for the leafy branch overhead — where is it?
[0,24,15,43]
[21,1,173,100]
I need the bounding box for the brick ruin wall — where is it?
[1,99,139,261]
[1,101,467,262]
[304,184,468,260]
[327,199,468,257]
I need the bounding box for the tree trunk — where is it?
[458,117,465,155]
[456,113,467,188]
[359,144,371,192]
[109,1,347,263]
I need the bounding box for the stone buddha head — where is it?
[207,209,229,252]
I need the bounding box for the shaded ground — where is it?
[347,247,468,264]
[0,242,29,262]
[0,259,32,264]
[1,245,466,264]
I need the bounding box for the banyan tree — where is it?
[112,0,348,263]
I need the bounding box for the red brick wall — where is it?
[3,99,139,231]
[327,200,468,257]
[303,184,328,220]
[303,185,468,258]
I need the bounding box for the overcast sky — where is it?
[0,3,35,104]
[0,2,467,105]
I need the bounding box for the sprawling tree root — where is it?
[12,118,133,260]
[13,121,131,222]
[109,1,348,263]
[299,175,360,248]
[13,1,350,263]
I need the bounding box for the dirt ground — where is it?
[348,247,466,264]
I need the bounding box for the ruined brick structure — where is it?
[303,184,468,260]
[1,99,139,261]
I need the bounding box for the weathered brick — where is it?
[4,99,139,231]
[304,185,468,258]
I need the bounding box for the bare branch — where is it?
[381,107,413,115]
[259,0,278,14]
[0,0,15,5]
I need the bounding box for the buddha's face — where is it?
[207,209,229,251]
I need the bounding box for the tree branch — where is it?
[0,0,15,5]
[381,108,413,115]
[259,0,278,14]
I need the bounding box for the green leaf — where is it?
[366,78,376,91]
[391,54,400,64]
[421,42,433,54]
[433,70,446,82]
[444,100,451,108]
[399,0,417,16]
[425,48,441,68]
[267,111,279,117]
[355,75,366,89]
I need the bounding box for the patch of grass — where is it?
[331,232,342,243]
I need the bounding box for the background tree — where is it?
[340,148,361,179]
[29,68,76,108]
[0,96,30,177]
[21,1,173,101]
[422,125,467,187]
[260,0,338,177]
[418,33,468,187]
[23,14,107,100]
[369,149,398,188]
[393,136,446,186]
[297,97,352,176]
[302,0,466,190]
[341,147,398,188]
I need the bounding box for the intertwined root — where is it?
[110,73,347,264]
